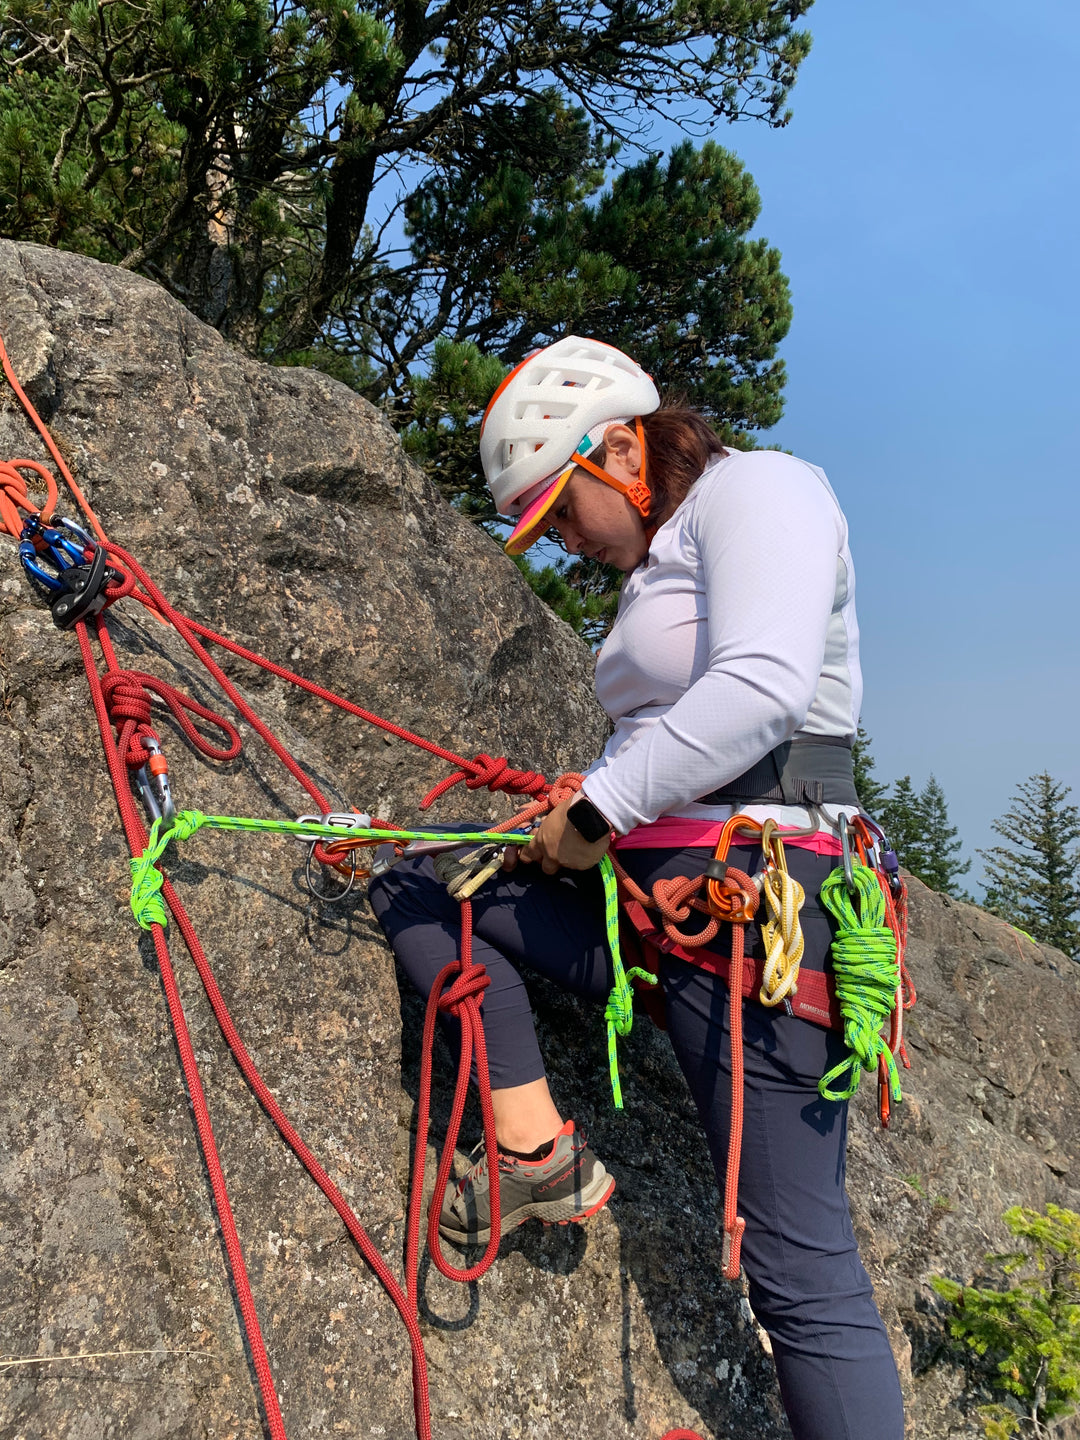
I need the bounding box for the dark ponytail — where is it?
[640,405,727,522]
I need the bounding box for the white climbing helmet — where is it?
[480,336,660,554]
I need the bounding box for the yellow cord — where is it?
[758,845,805,1007]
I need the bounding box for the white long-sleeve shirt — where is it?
[581,448,862,837]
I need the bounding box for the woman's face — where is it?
[548,471,649,571]
[546,428,650,572]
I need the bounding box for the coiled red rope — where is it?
[99,668,242,768]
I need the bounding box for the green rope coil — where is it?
[818,862,902,1105]
[599,854,657,1110]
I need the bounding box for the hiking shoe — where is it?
[439,1119,615,1246]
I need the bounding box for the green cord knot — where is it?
[598,855,657,1110]
[129,810,207,929]
[818,862,902,1104]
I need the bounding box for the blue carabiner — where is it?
[36,522,87,569]
[18,539,65,592]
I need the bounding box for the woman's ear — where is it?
[601,422,641,477]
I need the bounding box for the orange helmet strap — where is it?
[571,416,651,519]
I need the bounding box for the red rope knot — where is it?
[436,961,491,1018]
[100,669,243,769]
[545,772,585,809]
[0,458,57,539]
[653,873,719,948]
[420,753,550,810]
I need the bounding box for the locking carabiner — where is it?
[704,814,762,922]
[133,737,176,834]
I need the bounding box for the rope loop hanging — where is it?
[101,668,243,768]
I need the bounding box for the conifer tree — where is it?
[917,774,971,900]
[979,773,1080,960]
[0,0,811,394]
[932,1204,1080,1438]
[852,723,888,812]
[397,138,793,515]
[509,554,620,648]
[878,773,971,899]
[879,776,928,878]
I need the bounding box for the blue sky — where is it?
[659,0,1080,884]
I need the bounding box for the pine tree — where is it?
[979,773,1080,959]
[509,554,621,647]
[879,776,928,878]
[852,723,889,813]
[0,0,811,374]
[396,138,794,516]
[917,775,972,900]
[931,1205,1080,1438]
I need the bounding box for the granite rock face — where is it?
[1,241,1077,1440]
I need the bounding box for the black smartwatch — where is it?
[565,794,612,844]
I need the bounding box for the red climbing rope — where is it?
[99,667,242,768]
[2,325,719,1440]
[0,329,570,1438]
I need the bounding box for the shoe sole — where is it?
[439,1173,616,1247]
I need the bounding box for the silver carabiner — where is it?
[138,738,176,834]
[304,843,357,904]
[838,814,857,895]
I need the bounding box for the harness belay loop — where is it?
[818,862,903,1104]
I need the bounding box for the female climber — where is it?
[369,335,905,1440]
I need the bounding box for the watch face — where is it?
[568,798,609,843]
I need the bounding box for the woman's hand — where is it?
[502,795,612,876]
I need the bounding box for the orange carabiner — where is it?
[705,813,761,922]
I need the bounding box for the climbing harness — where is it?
[614,804,913,1279]
[1,327,914,1440]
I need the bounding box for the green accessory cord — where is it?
[130,816,651,1108]
[818,862,903,1105]
[598,854,657,1110]
[130,813,534,930]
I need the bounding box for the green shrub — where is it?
[931,1205,1080,1437]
